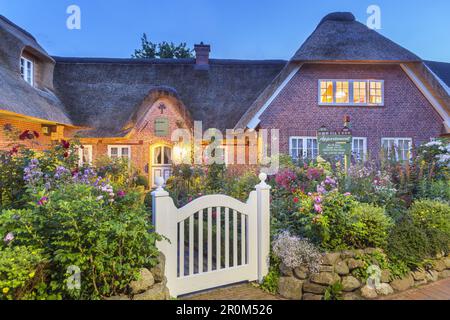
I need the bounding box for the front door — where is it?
[152,145,172,185]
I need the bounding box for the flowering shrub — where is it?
[272,231,322,272]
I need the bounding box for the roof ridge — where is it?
[0,15,37,41]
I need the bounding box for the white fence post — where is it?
[152,177,178,297]
[255,173,271,283]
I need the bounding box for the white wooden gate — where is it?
[152,173,271,297]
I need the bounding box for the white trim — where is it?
[289,136,318,160]
[247,66,302,129]
[78,145,93,166]
[107,145,131,159]
[400,64,450,133]
[318,79,385,106]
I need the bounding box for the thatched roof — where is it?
[0,16,72,125]
[53,58,285,137]
[292,12,421,62]
[426,61,450,91]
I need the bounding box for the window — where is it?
[318,80,384,106]
[153,146,172,165]
[369,81,383,104]
[381,138,412,161]
[20,56,34,86]
[290,137,318,160]
[352,138,367,162]
[335,81,349,103]
[78,145,93,166]
[108,145,131,160]
[353,81,367,104]
[320,81,334,104]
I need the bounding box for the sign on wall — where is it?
[155,118,169,137]
[317,127,352,157]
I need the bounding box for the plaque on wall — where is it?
[154,118,169,137]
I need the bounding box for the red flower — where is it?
[33,131,40,138]
[63,152,69,158]
[9,146,19,156]
[293,197,299,204]
[19,130,30,140]
[61,140,70,149]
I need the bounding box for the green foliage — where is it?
[302,193,392,251]
[259,254,281,294]
[416,180,450,202]
[135,175,149,189]
[0,246,50,300]
[225,170,259,202]
[387,217,433,269]
[0,184,161,299]
[132,33,194,59]
[324,282,343,301]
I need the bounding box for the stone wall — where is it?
[277,249,450,300]
[105,252,171,300]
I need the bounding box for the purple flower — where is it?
[314,204,323,214]
[37,197,49,206]
[3,232,14,243]
[344,192,352,197]
[314,196,322,204]
[117,190,126,198]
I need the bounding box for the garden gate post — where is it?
[255,173,271,283]
[151,177,178,295]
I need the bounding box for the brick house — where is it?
[1,12,449,185]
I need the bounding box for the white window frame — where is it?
[352,137,367,162]
[289,137,318,160]
[381,138,413,161]
[20,56,34,86]
[108,145,132,160]
[318,80,384,106]
[78,145,93,166]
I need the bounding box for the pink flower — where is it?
[344,192,352,197]
[3,232,14,243]
[314,204,323,214]
[314,196,322,204]
[37,197,49,206]
[117,190,126,198]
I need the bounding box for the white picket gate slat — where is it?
[152,173,271,298]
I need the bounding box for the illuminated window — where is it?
[369,81,383,104]
[320,81,334,104]
[20,56,34,86]
[353,81,367,104]
[319,80,383,106]
[336,81,349,103]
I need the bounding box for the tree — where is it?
[132,33,194,59]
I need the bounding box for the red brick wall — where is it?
[259,64,444,157]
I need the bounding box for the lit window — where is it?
[20,56,34,86]
[153,146,172,165]
[108,145,131,160]
[290,137,318,160]
[381,138,412,161]
[352,138,367,162]
[319,80,383,106]
[78,145,93,166]
[369,81,383,104]
[336,81,349,103]
[320,81,334,104]
[353,81,367,104]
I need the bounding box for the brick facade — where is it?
[258,63,444,157]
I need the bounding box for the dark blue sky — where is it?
[1,0,449,61]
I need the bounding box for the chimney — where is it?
[194,42,210,70]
